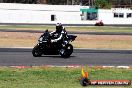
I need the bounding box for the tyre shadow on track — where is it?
[37,55,76,58]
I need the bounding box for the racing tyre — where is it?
[32,44,42,57]
[60,44,73,58]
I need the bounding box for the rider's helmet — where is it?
[56,23,62,33]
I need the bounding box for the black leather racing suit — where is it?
[50,27,67,43]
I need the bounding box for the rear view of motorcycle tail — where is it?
[32,30,77,58]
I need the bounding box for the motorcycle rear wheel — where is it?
[32,44,43,57]
[60,44,73,58]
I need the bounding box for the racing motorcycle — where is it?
[32,30,77,58]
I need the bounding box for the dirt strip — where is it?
[1,32,132,49]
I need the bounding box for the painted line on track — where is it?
[8,65,132,69]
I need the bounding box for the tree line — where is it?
[0,0,131,9]
[0,0,80,4]
[0,0,37,3]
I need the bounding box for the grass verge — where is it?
[0,66,131,88]
[0,25,132,33]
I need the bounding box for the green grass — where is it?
[0,25,132,33]
[0,67,131,88]
[0,25,55,30]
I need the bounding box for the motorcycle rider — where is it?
[50,23,67,43]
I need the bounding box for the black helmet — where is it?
[56,23,62,33]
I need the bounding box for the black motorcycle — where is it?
[32,30,77,58]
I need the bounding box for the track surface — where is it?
[0,48,132,66]
[0,29,132,66]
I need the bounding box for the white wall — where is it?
[98,8,132,25]
[0,3,85,24]
[0,3,132,25]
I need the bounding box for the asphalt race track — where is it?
[0,48,132,66]
[0,29,132,66]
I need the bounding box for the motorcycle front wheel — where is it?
[60,44,73,58]
[32,44,43,57]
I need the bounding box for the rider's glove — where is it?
[51,40,57,43]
